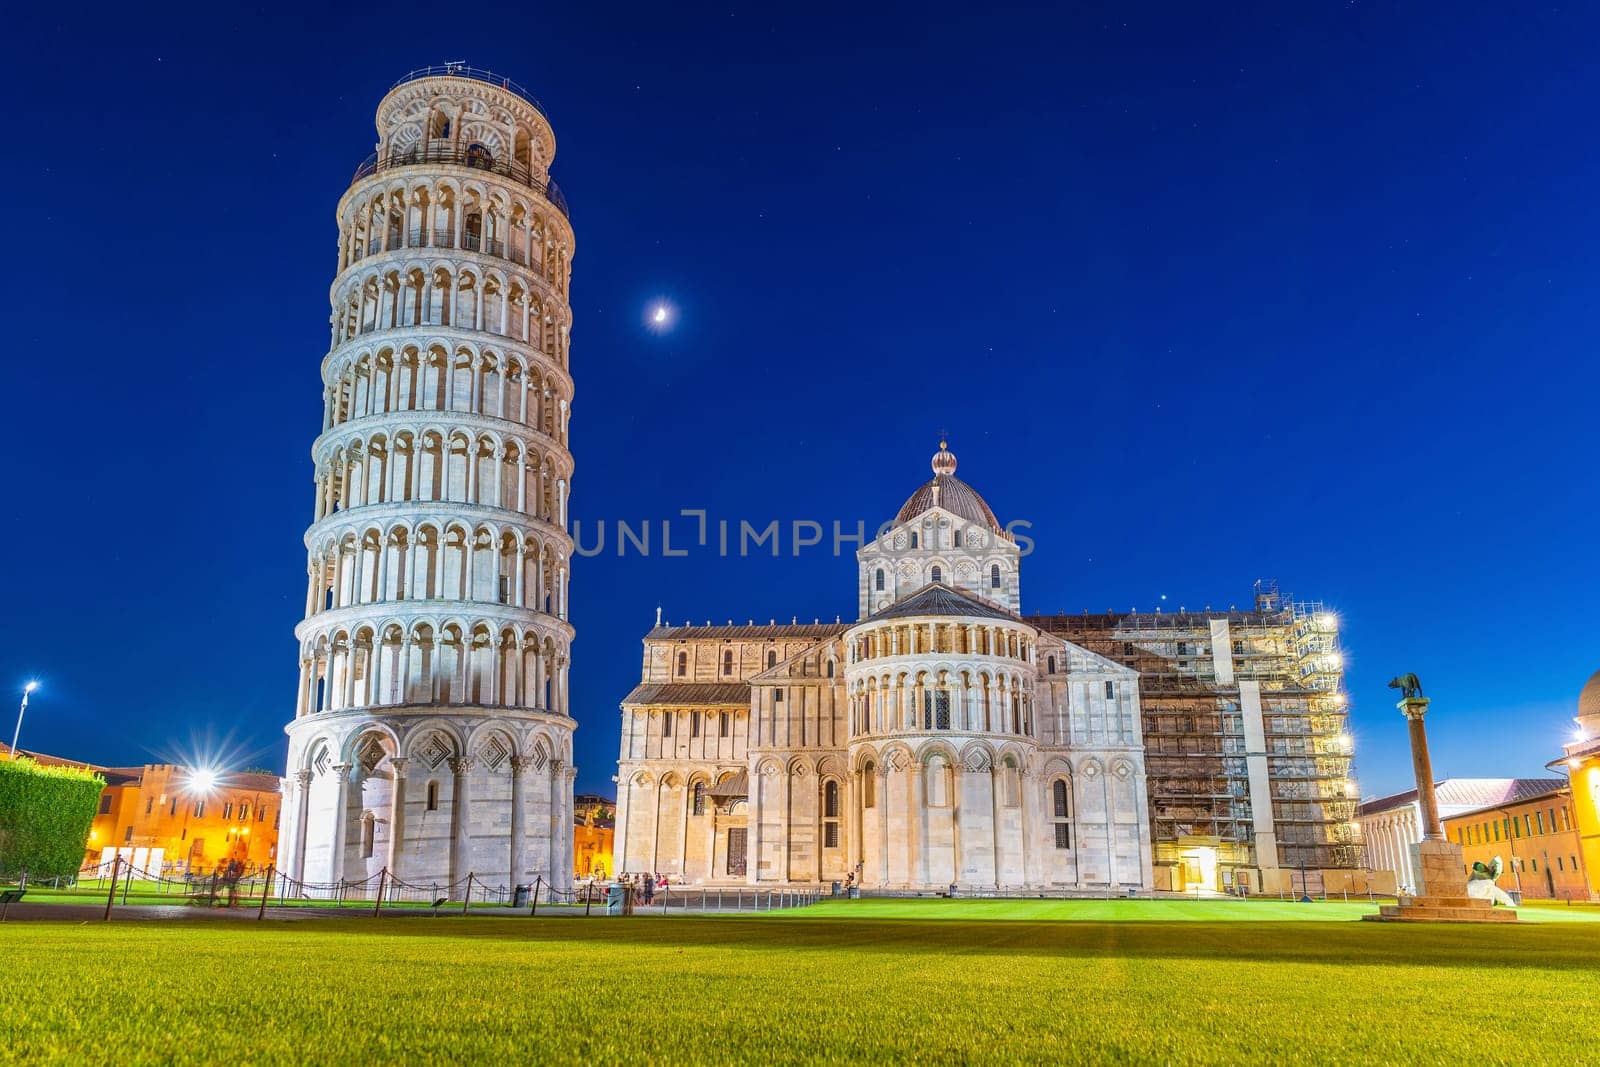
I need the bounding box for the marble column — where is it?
[548,759,565,887]
[509,755,529,890]
[387,757,409,882]
[290,769,313,884]
[329,762,353,887]
[449,756,473,885]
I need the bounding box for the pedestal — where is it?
[1362,839,1517,923]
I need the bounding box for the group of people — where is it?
[620,872,668,905]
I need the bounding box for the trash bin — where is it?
[513,884,530,907]
[606,884,624,915]
[831,881,842,897]
[949,883,958,898]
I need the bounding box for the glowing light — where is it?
[644,300,677,333]
[1570,759,1583,770]
[188,769,219,794]
[1315,613,1337,631]
[23,681,38,694]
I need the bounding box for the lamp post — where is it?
[9,681,38,760]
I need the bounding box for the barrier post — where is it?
[372,868,387,918]
[103,854,121,921]
[462,873,474,916]
[259,864,274,920]
[531,876,541,917]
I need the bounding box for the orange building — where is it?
[574,810,615,880]
[1552,668,1600,900]
[1441,785,1591,902]
[87,765,282,875]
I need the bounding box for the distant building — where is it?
[1358,779,1563,894]
[87,766,282,875]
[573,794,615,879]
[616,441,1361,895]
[1441,784,1589,900]
[1,743,281,875]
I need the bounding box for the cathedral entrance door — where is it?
[726,828,748,877]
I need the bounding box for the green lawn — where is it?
[2,902,1597,1064]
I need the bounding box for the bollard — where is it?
[259,864,275,920]
[462,873,474,916]
[531,876,542,917]
[373,868,387,918]
[103,854,121,921]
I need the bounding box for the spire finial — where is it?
[931,436,957,476]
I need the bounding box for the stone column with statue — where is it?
[1364,674,1516,923]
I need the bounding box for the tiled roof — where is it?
[647,623,847,640]
[870,582,1018,623]
[1359,778,1568,817]
[620,682,752,707]
[1443,783,1570,821]
[706,769,749,798]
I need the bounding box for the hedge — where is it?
[0,758,104,878]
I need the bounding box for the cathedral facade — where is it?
[616,443,1153,892]
[615,442,1362,894]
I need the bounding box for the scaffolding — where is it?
[1030,582,1361,878]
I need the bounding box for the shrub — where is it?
[0,758,104,878]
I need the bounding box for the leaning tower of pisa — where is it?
[280,66,577,896]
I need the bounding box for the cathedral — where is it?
[615,442,1363,895]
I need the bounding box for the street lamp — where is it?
[9,681,38,761]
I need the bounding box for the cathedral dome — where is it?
[895,441,1001,532]
[1579,669,1600,731]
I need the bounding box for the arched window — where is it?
[464,210,483,251]
[767,650,777,669]
[874,568,885,591]
[1052,779,1072,849]
[677,652,687,677]
[692,782,706,816]
[361,812,376,858]
[722,649,733,675]
[426,781,440,811]
[991,564,1002,589]
[1003,758,1021,807]
[954,530,963,547]
[826,660,835,678]
[863,763,877,808]
[824,780,839,818]
[1047,655,1056,674]
[910,532,919,549]
[931,565,942,584]
[466,142,493,169]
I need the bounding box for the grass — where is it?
[2,900,1598,1064]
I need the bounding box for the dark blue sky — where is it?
[7,3,1596,797]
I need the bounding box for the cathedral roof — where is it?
[868,581,1019,623]
[647,622,847,640]
[894,441,1001,532]
[620,683,752,707]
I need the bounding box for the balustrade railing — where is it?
[352,145,570,220]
